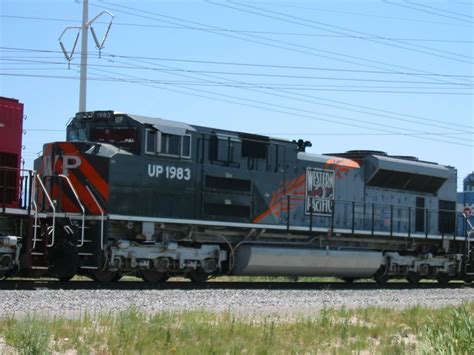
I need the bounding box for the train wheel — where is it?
[374,266,389,285]
[90,270,120,283]
[140,270,168,283]
[406,271,421,285]
[341,277,355,283]
[188,269,209,284]
[436,272,451,285]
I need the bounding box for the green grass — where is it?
[0,303,472,354]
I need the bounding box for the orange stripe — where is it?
[58,142,109,201]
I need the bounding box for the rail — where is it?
[85,185,105,250]
[35,174,56,247]
[58,174,86,248]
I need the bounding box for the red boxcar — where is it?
[0,97,24,208]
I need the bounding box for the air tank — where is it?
[233,245,383,278]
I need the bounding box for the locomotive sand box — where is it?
[1,99,473,283]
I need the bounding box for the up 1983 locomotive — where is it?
[1,102,473,283]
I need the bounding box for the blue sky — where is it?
[1,0,473,189]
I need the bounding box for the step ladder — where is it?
[29,172,106,273]
[29,173,55,269]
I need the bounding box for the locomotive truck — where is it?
[1,102,473,283]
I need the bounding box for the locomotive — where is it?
[1,101,473,284]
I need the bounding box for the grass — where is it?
[0,303,473,354]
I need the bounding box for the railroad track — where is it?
[0,280,471,290]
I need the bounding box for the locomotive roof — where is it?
[122,113,196,133]
[123,112,294,144]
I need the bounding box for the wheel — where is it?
[436,272,451,285]
[90,269,120,283]
[49,241,78,282]
[140,270,168,283]
[188,269,209,284]
[464,277,473,284]
[406,271,421,285]
[341,277,355,283]
[374,266,389,285]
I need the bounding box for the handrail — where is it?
[85,185,105,250]
[58,174,85,247]
[279,193,463,237]
[31,200,39,249]
[35,174,56,247]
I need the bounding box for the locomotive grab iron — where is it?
[1,100,473,284]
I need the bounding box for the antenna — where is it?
[59,0,114,112]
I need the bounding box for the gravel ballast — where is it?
[1,287,473,318]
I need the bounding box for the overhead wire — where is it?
[211,0,473,64]
[92,0,473,87]
[382,0,474,24]
[107,54,474,133]
[3,56,474,88]
[1,14,473,43]
[86,65,473,147]
[1,46,472,130]
[108,56,473,138]
[2,46,473,79]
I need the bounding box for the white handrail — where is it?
[35,174,56,247]
[85,185,105,250]
[58,174,85,247]
[30,172,39,249]
[31,200,39,249]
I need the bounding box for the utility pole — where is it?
[59,2,114,112]
[79,0,89,113]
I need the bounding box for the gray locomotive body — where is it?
[27,110,472,283]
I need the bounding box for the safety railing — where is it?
[85,185,105,250]
[57,174,86,248]
[34,173,56,246]
[276,194,466,240]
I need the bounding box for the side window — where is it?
[145,129,157,154]
[157,132,192,159]
[209,134,241,163]
[160,133,181,156]
[242,139,267,159]
[182,135,191,158]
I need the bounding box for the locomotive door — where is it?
[197,133,253,223]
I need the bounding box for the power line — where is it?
[2,45,471,131]
[404,0,474,20]
[240,2,472,27]
[383,0,474,24]
[87,66,473,147]
[4,71,472,95]
[213,1,473,64]
[2,14,473,43]
[110,57,473,138]
[92,1,472,87]
[2,46,473,79]
[3,56,473,87]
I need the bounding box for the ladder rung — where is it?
[80,266,99,269]
[31,252,44,256]
[31,266,48,270]
[78,252,94,256]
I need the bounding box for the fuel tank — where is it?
[233,245,383,277]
